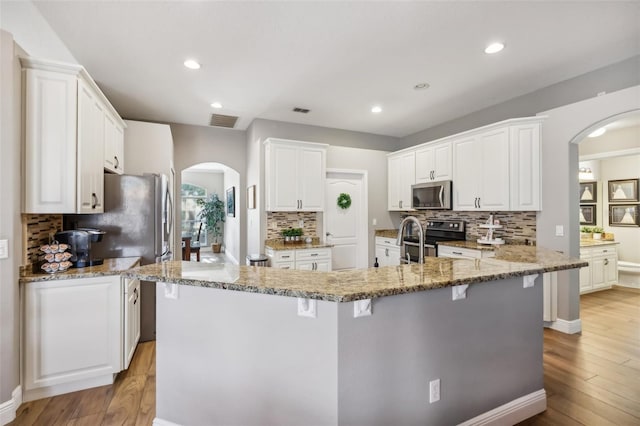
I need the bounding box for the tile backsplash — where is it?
[23,214,63,265]
[401,211,537,244]
[266,212,318,239]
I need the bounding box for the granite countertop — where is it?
[265,238,333,251]
[125,246,587,302]
[375,229,399,238]
[580,239,619,247]
[437,240,498,251]
[20,257,141,283]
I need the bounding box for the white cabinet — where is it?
[266,247,332,271]
[415,141,452,183]
[452,128,510,211]
[580,244,618,294]
[123,277,141,370]
[388,151,416,210]
[264,139,327,212]
[437,244,496,259]
[104,113,125,174]
[509,123,541,210]
[21,57,126,214]
[375,237,401,267]
[23,276,122,400]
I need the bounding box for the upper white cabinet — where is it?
[452,128,510,211]
[415,140,452,183]
[21,57,126,214]
[264,138,327,212]
[388,151,416,210]
[509,123,541,210]
[104,112,125,174]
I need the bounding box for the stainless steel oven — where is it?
[412,181,452,210]
[402,219,466,263]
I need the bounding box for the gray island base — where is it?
[155,275,544,425]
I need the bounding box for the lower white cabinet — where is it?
[123,277,141,369]
[266,247,332,271]
[22,273,141,401]
[580,244,618,294]
[437,244,496,259]
[375,237,401,267]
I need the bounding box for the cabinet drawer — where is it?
[296,248,331,260]
[375,237,397,247]
[438,245,494,259]
[269,250,295,262]
[591,246,616,257]
[271,261,294,270]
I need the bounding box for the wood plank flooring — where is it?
[10,286,640,425]
[9,341,155,426]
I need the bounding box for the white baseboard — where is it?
[458,389,547,426]
[22,374,113,403]
[153,418,182,426]
[545,318,582,334]
[0,386,22,426]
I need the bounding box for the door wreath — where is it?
[337,193,352,210]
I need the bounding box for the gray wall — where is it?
[400,55,640,149]
[170,123,248,262]
[0,30,23,405]
[155,275,543,425]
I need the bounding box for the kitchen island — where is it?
[126,247,586,426]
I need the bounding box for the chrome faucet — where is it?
[396,216,424,264]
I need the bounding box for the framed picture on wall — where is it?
[608,178,639,202]
[580,205,596,225]
[609,204,639,227]
[579,181,597,203]
[226,187,235,217]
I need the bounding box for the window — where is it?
[181,183,207,245]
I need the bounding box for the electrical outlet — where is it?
[298,219,304,228]
[372,218,377,226]
[0,239,8,259]
[429,379,440,403]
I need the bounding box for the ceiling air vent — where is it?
[210,113,239,128]
[293,107,310,114]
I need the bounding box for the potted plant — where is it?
[580,226,592,239]
[292,228,303,241]
[592,226,604,240]
[282,228,293,242]
[197,193,225,253]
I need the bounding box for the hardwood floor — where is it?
[9,341,155,426]
[10,286,640,425]
[519,286,640,425]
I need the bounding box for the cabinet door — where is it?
[432,141,452,181]
[124,278,141,369]
[266,144,298,211]
[604,254,618,286]
[590,256,607,290]
[477,128,510,211]
[298,147,325,211]
[510,124,541,210]
[314,260,332,272]
[388,155,402,210]
[415,146,435,183]
[114,124,125,174]
[296,260,315,271]
[23,276,122,391]
[388,152,415,210]
[77,79,105,214]
[452,136,479,210]
[375,245,388,267]
[23,69,77,213]
[104,114,124,175]
[387,247,400,266]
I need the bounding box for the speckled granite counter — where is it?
[265,238,333,250]
[375,229,398,238]
[20,257,141,283]
[125,246,586,302]
[580,239,619,247]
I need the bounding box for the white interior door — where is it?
[325,171,368,270]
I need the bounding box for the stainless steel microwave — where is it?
[412,181,452,210]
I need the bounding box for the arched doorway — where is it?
[180,162,241,264]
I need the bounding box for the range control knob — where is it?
[449,223,454,228]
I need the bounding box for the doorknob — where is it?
[326,232,332,236]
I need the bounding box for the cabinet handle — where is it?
[478,197,481,208]
[311,253,318,257]
[133,288,138,304]
[604,259,609,265]
[91,193,98,209]
[603,250,608,253]
[453,251,463,256]
[282,266,290,269]
[399,200,403,208]
[282,255,290,259]
[114,156,119,169]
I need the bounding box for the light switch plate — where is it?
[555,225,564,236]
[0,239,8,259]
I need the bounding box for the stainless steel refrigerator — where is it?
[64,173,173,341]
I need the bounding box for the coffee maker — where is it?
[55,229,105,268]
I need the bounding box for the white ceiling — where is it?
[33,1,640,138]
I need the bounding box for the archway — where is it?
[180,162,241,265]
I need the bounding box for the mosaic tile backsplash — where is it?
[23,214,63,265]
[401,211,537,244]
[266,211,318,239]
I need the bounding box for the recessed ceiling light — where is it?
[183,59,201,69]
[484,42,505,54]
[414,83,430,90]
[371,106,382,113]
[588,127,607,138]
[210,102,222,109]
